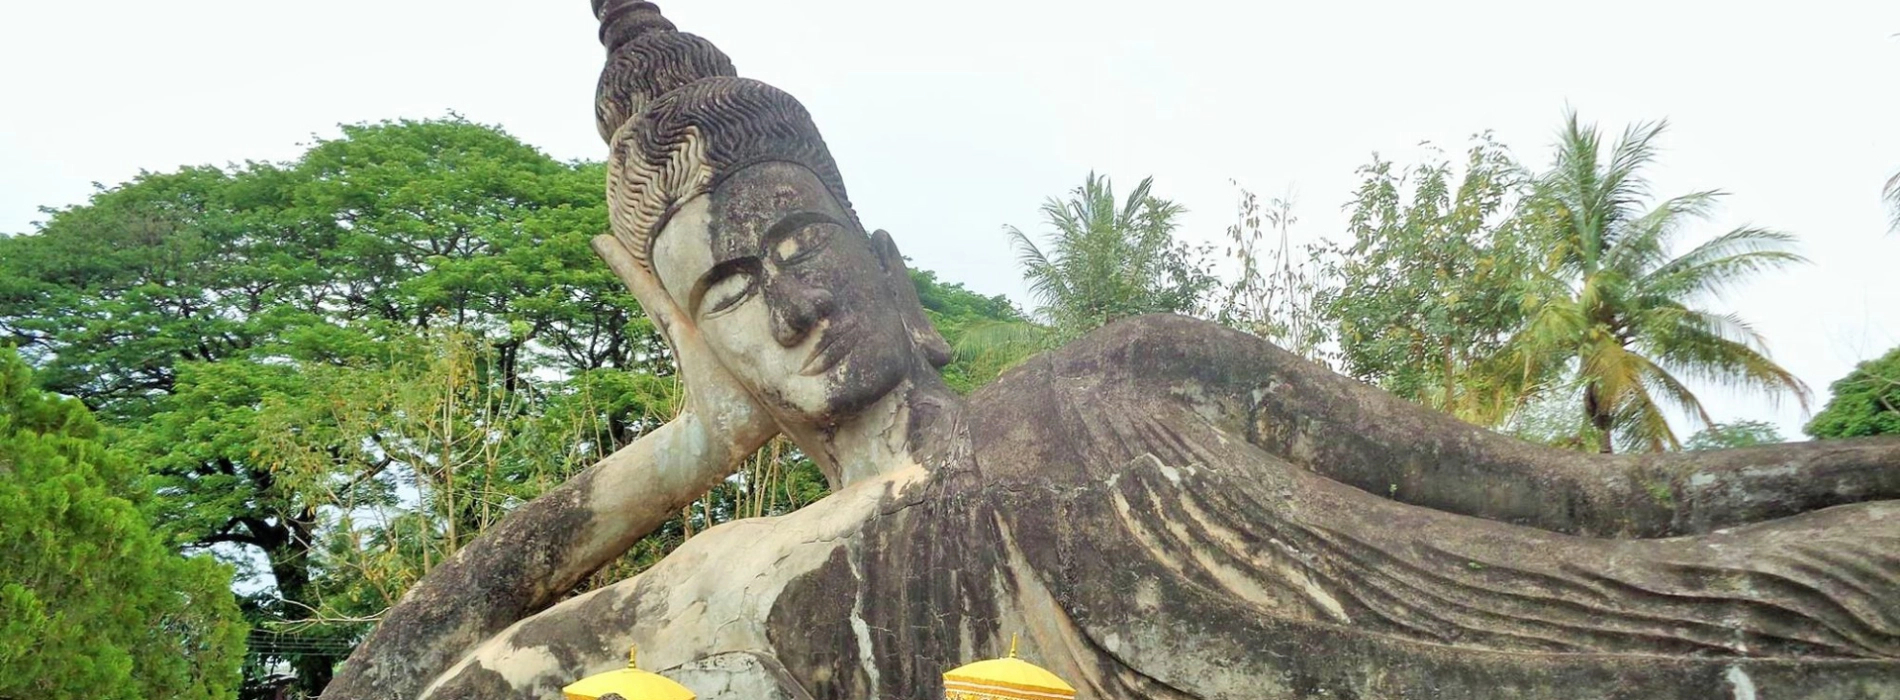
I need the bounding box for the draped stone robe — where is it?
[424,315,1900,699]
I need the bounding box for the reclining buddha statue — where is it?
[324,3,1900,698]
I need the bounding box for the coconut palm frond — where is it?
[1636,227,1805,303]
[1884,170,1900,235]
[1638,306,1812,412]
[1513,111,1808,452]
[951,319,1056,378]
[1604,189,1725,274]
[1002,173,1198,338]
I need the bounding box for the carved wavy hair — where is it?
[595,24,733,142]
[596,0,857,272]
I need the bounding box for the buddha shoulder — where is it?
[980,313,1294,394]
[958,314,1274,477]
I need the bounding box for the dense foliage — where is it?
[1316,134,1543,424]
[909,269,1028,392]
[0,117,1009,697]
[955,173,1215,376]
[1214,116,1813,453]
[0,348,247,699]
[1006,173,1216,334]
[1683,420,1784,451]
[997,116,1814,454]
[1806,346,1900,439]
[0,117,679,696]
[1505,113,1809,452]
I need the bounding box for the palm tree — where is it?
[1508,111,1811,453]
[955,173,1210,373]
[1007,172,1207,332]
[1884,171,1900,234]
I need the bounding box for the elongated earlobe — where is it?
[870,229,954,368]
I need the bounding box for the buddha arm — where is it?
[1088,314,1900,538]
[323,412,775,700]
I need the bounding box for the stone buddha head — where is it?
[602,75,952,430]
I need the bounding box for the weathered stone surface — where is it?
[326,2,1900,698]
[670,652,812,700]
[405,313,1900,699]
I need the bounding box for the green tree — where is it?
[0,165,309,420]
[247,331,673,614]
[1007,173,1214,335]
[1315,135,1543,424]
[1510,112,1810,452]
[0,348,246,699]
[1214,188,1330,361]
[0,114,1043,694]
[960,174,1214,375]
[1683,419,1784,450]
[0,116,868,695]
[1805,346,1900,439]
[909,269,1028,392]
[0,116,669,696]
[0,161,345,694]
[283,121,658,383]
[1500,388,1593,450]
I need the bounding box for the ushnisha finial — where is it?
[628,645,639,670]
[595,0,676,49]
[591,0,737,144]
[592,0,661,22]
[1008,634,1020,659]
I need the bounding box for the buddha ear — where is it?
[869,229,954,368]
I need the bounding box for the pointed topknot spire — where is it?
[590,0,736,142]
[595,0,677,50]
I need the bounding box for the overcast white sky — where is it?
[3,0,1896,441]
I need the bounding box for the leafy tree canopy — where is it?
[0,347,246,699]
[909,269,1026,393]
[1507,112,1809,453]
[957,173,1215,387]
[0,115,667,696]
[1683,419,1784,451]
[1006,173,1216,336]
[1806,346,1900,439]
[1319,133,1542,424]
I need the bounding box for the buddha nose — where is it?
[770,282,834,347]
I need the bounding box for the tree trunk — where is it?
[1585,383,1614,453]
[257,509,336,696]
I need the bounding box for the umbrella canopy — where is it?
[562,647,696,700]
[942,636,1078,700]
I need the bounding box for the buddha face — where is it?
[652,161,915,425]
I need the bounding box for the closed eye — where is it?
[764,212,844,266]
[691,258,761,317]
[776,222,842,266]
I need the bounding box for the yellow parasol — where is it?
[562,646,696,700]
[942,635,1078,700]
